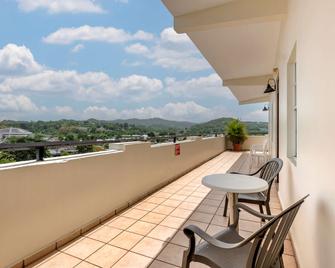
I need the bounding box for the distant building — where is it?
[0,127,33,140]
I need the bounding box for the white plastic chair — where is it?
[249,136,270,170]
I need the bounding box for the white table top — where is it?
[202,173,268,194]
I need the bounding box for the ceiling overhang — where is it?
[162,0,287,104]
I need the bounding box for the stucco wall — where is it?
[0,137,225,267]
[274,0,335,267]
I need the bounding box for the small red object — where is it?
[175,144,181,156]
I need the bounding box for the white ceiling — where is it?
[162,0,286,104]
[162,0,233,16]
[188,20,281,80]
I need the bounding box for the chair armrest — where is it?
[236,203,274,221]
[183,225,242,250]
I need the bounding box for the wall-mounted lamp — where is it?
[264,78,277,93]
[262,105,269,111]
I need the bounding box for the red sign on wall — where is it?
[175,144,181,156]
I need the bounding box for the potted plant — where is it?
[225,119,248,151]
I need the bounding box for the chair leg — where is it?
[182,250,191,268]
[266,203,271,215]
[223,195,228,217]
[259,204,265,222]
[259,204,264,214]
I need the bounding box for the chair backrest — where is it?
[246,195,308,268]
[258,158,283,199]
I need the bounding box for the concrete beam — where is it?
[175,0,287,33]
[224,74,273,86]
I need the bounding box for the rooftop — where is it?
[28,152,296,268]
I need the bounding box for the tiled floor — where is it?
[29,152,297,268]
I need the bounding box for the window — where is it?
[287,45,297,163]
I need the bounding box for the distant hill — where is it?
[188,117,268,135]
[0,117,268,138]
[112,118,195,129]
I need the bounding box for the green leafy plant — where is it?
[225,119,248,145]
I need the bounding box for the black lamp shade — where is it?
[262,105,269,111]
[264,83,276,93]
[264,79,276,93]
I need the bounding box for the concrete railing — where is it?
[0,136,225,267]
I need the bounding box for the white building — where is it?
[0,127,32,140]
[163,0,335,267]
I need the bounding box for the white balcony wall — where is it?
[273,0,335,267]
[0,137,225,267]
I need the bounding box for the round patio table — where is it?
[202,173,268,229]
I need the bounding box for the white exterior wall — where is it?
[274,1,335,267]
[0,137,225,267]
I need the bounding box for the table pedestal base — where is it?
[227,192,239,230]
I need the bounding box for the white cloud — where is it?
[17,0,105,14]
[71,44,85,53]
[242,110,268,122]
[125,43,149,55]
[43,25,154,45]
[125,27,210,72]
[0,70,163,102]
[0,44,43,76]
[0,94,39,112]
[114,0,128,3]
[55,106,75,116]
[165,73,234,99]
[83,101,225,122]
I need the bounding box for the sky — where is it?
[0,0,268,123]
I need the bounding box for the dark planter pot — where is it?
[233,143,242,151]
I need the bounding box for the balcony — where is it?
[1,136,296,268]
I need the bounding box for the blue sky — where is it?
[0,0,267,122]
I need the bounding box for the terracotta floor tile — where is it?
[112,252,153,268]
[170,208,193,219]
[109,231,143,250]
[195,205,217,214]
[106,216,137,230]
[149,260,178,268]
[75,261,99,268]
[170,194,188,201]
[131,237,166,258]
[162,199,182,208]
[200,199,221,207]
[239,220,261,233]
[122,209,148,220]
[127,221,156,236]
[178,202,199,211]
[189,212,213,224]
[181,220,208,231]
[185,196,203,204]
[63,238,104,259]
[141,212,167,224]
[170,230,201,247]
[146,197,167,204]
[135,202,158,211]
[152,205,175,215]
[148,225,177,242]
[31,252,81,268]
[283,254,298,268]
[157,243,186,267]
[160,216,186,229]
[86,245,126,267]
[154,192,172,199]
[86,226,122,243]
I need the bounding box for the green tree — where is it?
[0,151,15,164]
